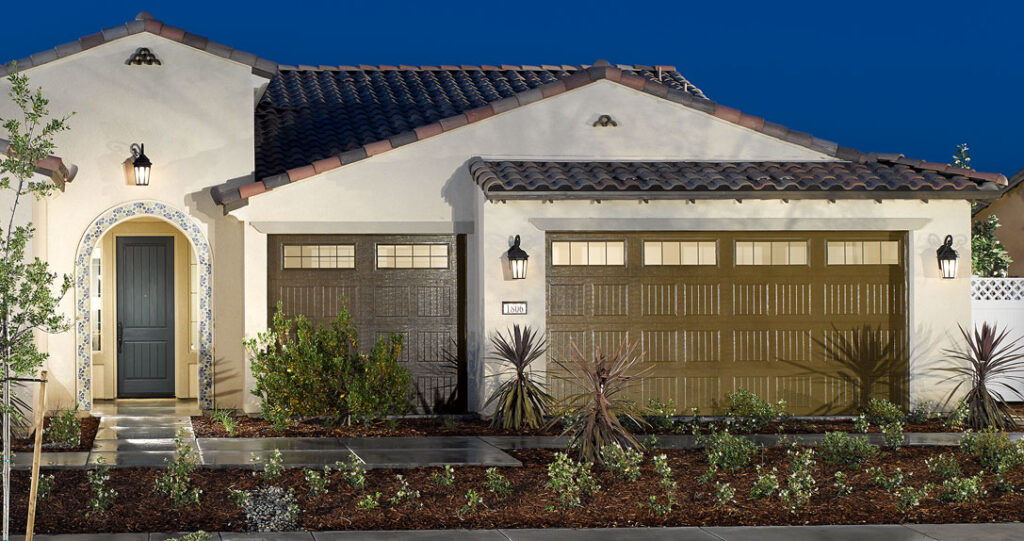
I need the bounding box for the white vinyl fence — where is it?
[971,276,1024,399]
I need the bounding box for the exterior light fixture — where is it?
[936,235,959,280]
[506,235,529,280]
[130,143,152,186]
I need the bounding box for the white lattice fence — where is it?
[971,277,1024,398]
[972,277,1024,301]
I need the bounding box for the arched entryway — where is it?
[74,201,213,410]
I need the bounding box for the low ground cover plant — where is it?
[485,467,512,497]
[247,302,412,429]
[484,325,552,430]
[154,428,201,507]
[819,431,878,468]
[44,406,80,448]
[643,453,678,515]
[458,488,485,518]
[862,398,904,426]
[86,456,116,516]
[304,466,329,497]
[547,452,599,508]
[602,442,643,481]
[881,422,905,451]
[779,448,817,512]
[726,389,788,430]
[925,453,962,479]
[960,429,1024,471]
[431,465,456,488]
[208,407,238,437]
[939,474,986,503]
[336,455,367,488]
[750,465,780,499]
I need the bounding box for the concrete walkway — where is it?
[12,523,1024,540]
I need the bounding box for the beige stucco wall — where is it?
[0,32,259,410]
[91,218,197,399]
[233,79,973,412]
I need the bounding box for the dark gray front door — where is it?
[116,236,175,397]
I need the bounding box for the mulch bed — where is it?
[9,445,1024,533]
[191,415,951,439]
[10,415,99,453]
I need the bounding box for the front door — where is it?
[116,236,175,397]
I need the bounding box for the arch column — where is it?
[74,200,214,410]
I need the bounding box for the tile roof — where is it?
[253,63,705,181]
[0,13,278,79]
[0,137,77,189]
[469,157,1006,200]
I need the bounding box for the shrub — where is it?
[44,407,80,448]
[906,401,936,424]
[833,471,851,497]
[939,475,986,503]
[233,486,299,531]
[960,429,1024,471]
[246,303,412,428]
[750,465,779,499]
[458,488,485,518]
[37,473,55,501]
[431,465,456,488]
[853,414,870,434]
[939,323,1024,430]
[779,448,817,512]
[336,455,367,488]
[388,474,421,506]
[726,389,787,430]
[86,456,116,516]
[868,466,909,491]
[925,453,962,479]
[714,481,735,506]
[253,449,284,483]
[644,454,678,515]
[208,407,238,437]
[946,400,969,430]
[547,452,599,508]
[304,466,329,497]
[701,429,756,479]
[602,442,643,481]
[819,431,878,468]
[554,340,649,464]
[484,325,553,430]
[862,398,904,425]
[895,484,931,513]
[646,398,676,432]
[485,467,512,497]
[881,422,905,451]
[357,492,381,510]
[154,428,201,506]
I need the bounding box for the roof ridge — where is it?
[273,63,679,72]
[0,13,278,79]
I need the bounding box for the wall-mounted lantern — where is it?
[936,235,959,280]
[506,235,529,280]
[130,143,152,186]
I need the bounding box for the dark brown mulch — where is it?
[10,415,99,453]
[191,415,952,439]
[9,446,1024,534]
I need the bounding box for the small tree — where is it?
[0,66,72,539]
[972,214,1011,277]
[951,143,971,170]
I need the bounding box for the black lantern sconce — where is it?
[506,235,529,280]
[936,235,959,280]
[130,143,152,186]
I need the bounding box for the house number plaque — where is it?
[502,301,528,315]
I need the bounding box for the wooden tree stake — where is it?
[25,370,47,541]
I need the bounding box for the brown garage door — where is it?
[268,234,465,413]
[546,231,908,415]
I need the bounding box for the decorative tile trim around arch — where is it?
[75,201,213,410]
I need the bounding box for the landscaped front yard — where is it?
[9,443,1024,534]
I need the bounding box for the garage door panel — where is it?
[547,231,908,415]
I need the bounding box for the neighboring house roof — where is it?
[214,63,869,205]
[973,166,1024,216]
[469,157,1006,200]
[0,137,78,189]
[0,12,278,79]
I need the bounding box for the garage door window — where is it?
[644,241,717,266]
[827,240,900,265]
[551,241,625,266]
[283,244,355,269]
[735,241,808,265]
[376,243,449,269]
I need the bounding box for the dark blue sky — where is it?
[3,1,1021,176]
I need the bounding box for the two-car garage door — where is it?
[546,231,908,415]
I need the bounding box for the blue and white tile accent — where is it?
[75,200,214,410]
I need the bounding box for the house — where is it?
[973,168,1024,276]
[0,13,1007,416]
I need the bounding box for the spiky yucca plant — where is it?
[553,340,649,464]
[940,323,1024,430]
[484,325,552,430]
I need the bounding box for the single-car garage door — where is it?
[268,234,465,412]
[546,231,908,415]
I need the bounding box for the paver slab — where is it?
[703,525,932,541]
[198,437,347,451]
[202,449,356,467]
[478,436,567,450]
[350,447,521,468]
[343,436,498,450]
[501,527,718,540]
[92,438,198,452]
[11,451,89,468]
[88,450,177,467]
[314,530,507,540]
[219,533,314,540]
[95,427,192,440]
[905,522,1024,540]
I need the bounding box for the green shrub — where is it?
[336,455,367,488]
[388,474,421,506]
[646,397,676,432]
[37,473,55,501]
[86,457,116,516]
[939,475,986,503]
[779,448,817,512]
[868,466,909,491]
[726,389,787,430]
[925,453,961,479]
[819,431,878,468]
[246,303,412,429]
[862,398,904,425]
[547,452,599,508]
[602,442,643,481]
[154,428,201,507]
[714,481,735,506]
[304,466,329,497]
[431,465,456,488]
[946,400,969,430]
[960,429,1024,471]
[208,407,238,437]
[853,414,870,434]
[485,467,512,497]
[357,492,381,510]
[833,471,852,497]
[253,449,284,483]
[643,454,678,515]
[906,401,936,424]
[750,465,779,499]
[895,484,931,513]
[881,422,905,451]
[44,407,80,448]
[701,430,756,477]
[458,488,485,517]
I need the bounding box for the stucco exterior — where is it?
[0,24,984,414]
[975,181,1024,277]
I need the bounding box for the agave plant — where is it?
[552,340,649,464]
[940,323,1024,430]
[484,325,552,430]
